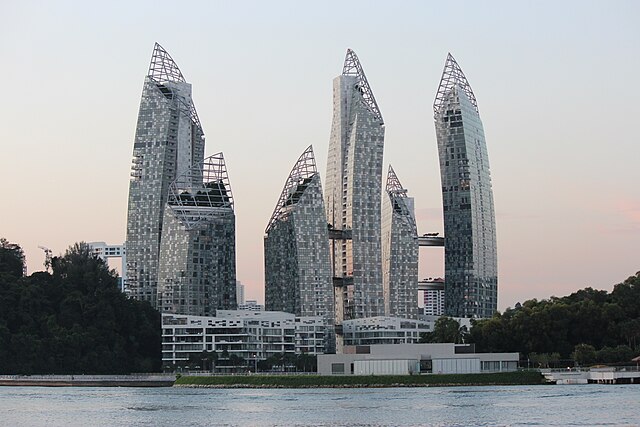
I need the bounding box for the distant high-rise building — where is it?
[434,53,498,318]
[236,281,245,305]
[126,43,204,308]
[382,166,419,319]
[422,279,445,316]
[264,146,334,350]
[87,242,127,291]
[325,49,385,323]
[157,153,237,316]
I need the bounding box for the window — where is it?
[331,363,345,374]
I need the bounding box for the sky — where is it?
[1,0,638,311]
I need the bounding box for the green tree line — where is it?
[470,272,640,364]
[420,272,640,366]
[0,239,161,374]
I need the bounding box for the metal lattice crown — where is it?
[386,165,416,232]
[146,42,202,129]
[168,152,234,229]
[342,49,383,124]
[265,145,318,234]
[148,42,186,84]
[433,53,478,118]
[386,165,408,196]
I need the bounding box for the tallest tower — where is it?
[126,43,205,307]
[434,53,498,318]
[325,49,385,323]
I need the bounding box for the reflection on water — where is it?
[0,384,638,426]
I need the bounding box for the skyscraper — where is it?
[382,166,419,319]
[157,153,237,316]
[264,145,331,317]
[325,49,385,322]
[264,146,334,351]
[434,53,498,318]
[126,43,204,308]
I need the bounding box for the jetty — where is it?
[0,374,176,387]
[542,366,640,384]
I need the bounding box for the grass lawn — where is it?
[174,371,544,388]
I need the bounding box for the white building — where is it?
[342,316,432,346]
[422,280,445,316]
[237,300,264,311]
[87,242,127,291]
[161,311,326,370]
[341,315,473,347]
[318,343,518,375]
[236,281,245,305]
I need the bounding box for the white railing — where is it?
[541,365,640,373]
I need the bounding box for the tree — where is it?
[572,344,596,366]
[0,241,161,375]
[468,270,640,359]
[0,238,25,278]
[596,345,634,363]
[295,353,317,372]
[228,354,245,372]
[420,317,466,344]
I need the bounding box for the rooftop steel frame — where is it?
[167,152,234,229]
[386,165,417,232]
[265,145,317,234]
[433,53,478,118]
[148,42,186,84]
[342,49,383,124]
[147,42,202,129]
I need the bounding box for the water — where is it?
[0,385,638,426]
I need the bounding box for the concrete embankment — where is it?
[0,374,176,387]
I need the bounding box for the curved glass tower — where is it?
[158,152,236,316]
[434,53,497,318]
[325,49,385,323]
[382,166,419,319]
[126,43,204,307]
[264,146,334,351]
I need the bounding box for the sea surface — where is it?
[0,384,638,426]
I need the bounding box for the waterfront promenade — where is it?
[0,374,176,387]
[542,366,640,384]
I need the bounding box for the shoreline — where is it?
[173,382,542,389]
[174,371,545,389]
[0,374,176,388]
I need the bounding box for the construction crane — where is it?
[37,245,52,272]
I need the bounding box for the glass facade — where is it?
[325,49,385,323]
[126,43,204,308]
[157,153,237,316]
[434,54,498,318]
[382,166,419,319]
[264,146,334,352]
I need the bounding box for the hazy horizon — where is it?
[2,0,638,311]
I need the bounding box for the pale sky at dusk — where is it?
[1,0,638,311]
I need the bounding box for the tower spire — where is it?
[433,53,478,117]
[342,49,383,123]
